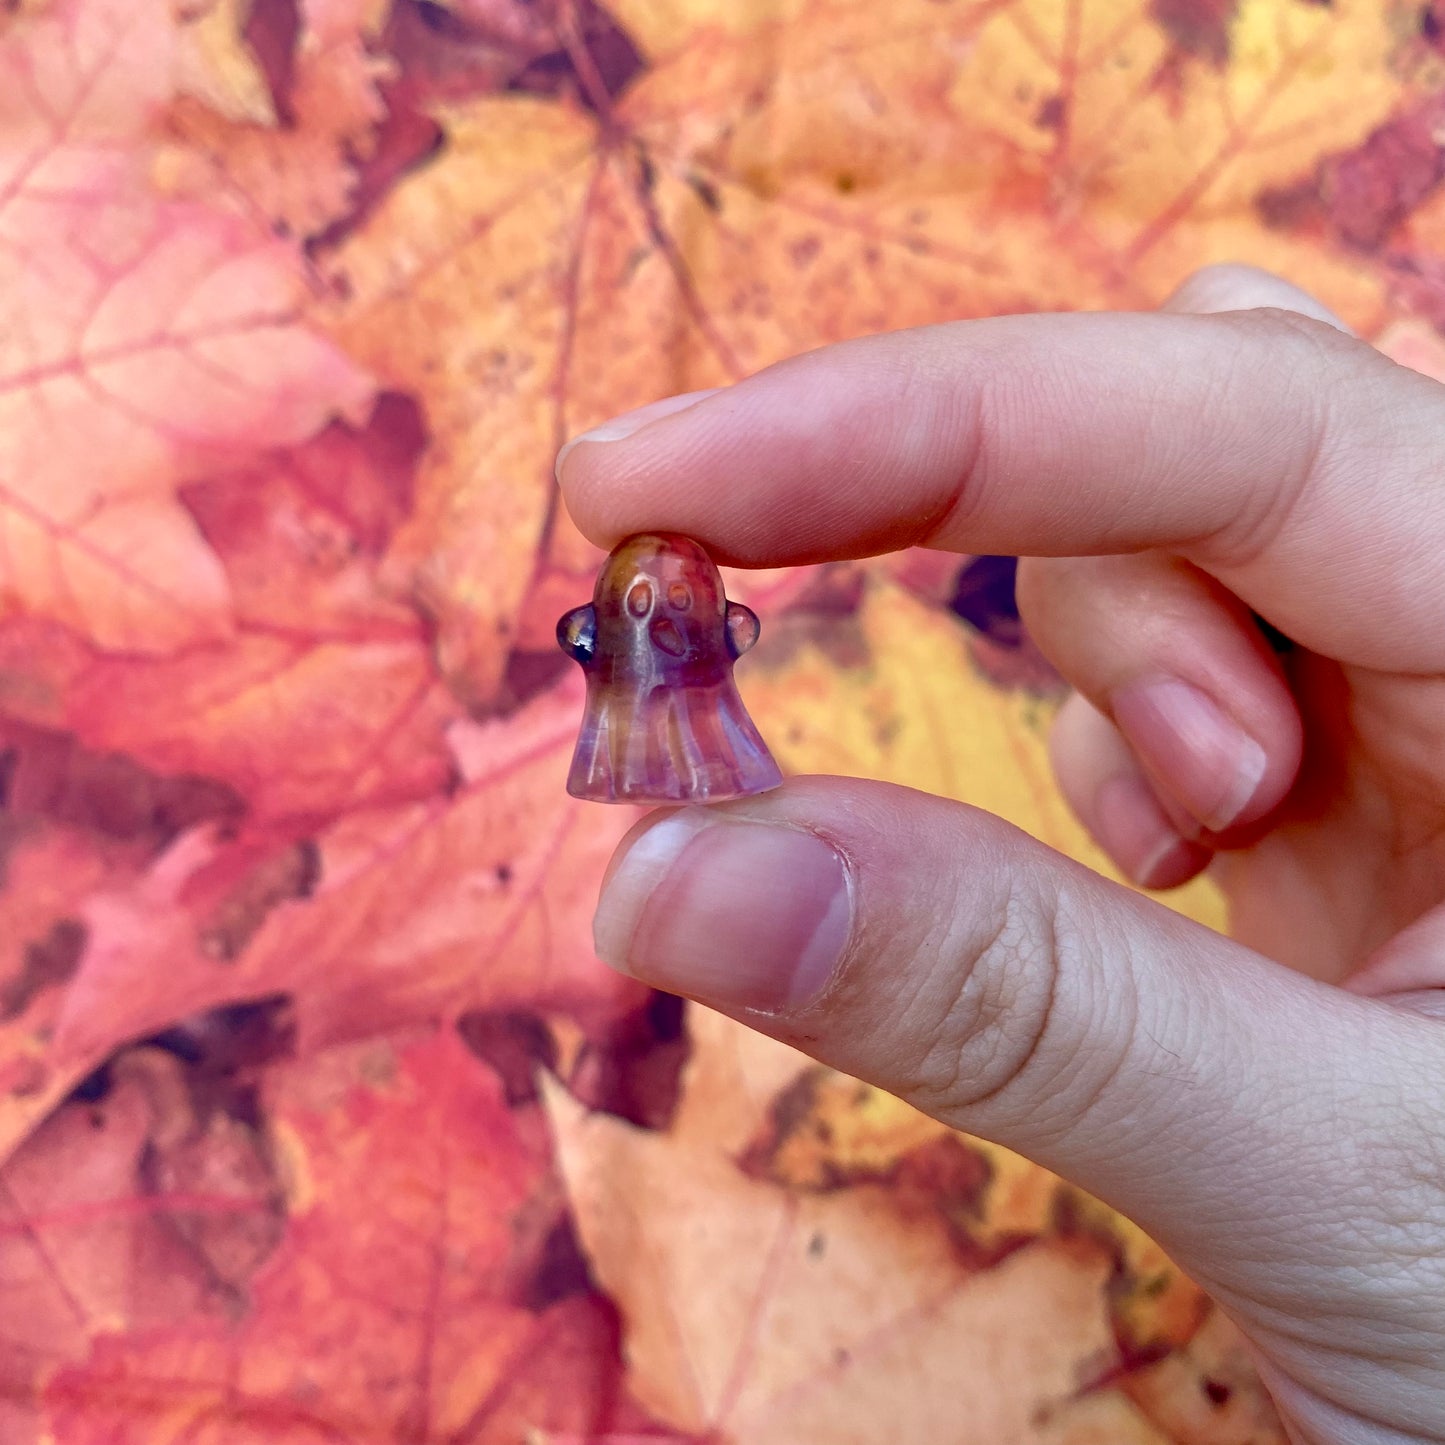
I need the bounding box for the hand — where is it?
[555,265,1445,1445]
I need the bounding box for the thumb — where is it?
[592,778,1445,1427]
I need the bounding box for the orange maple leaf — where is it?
[546,1008,1180,1444]
[0,675,644,1161]
[0,399,461,821]
[37,1028,673,1445]
[0,0,372,652]
[164,0,397,241]
[0,1040,284,1445]
[0,0,1439,1437]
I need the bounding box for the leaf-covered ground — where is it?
[0,0,1439,1437]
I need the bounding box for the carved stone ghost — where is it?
[556,533,783,803]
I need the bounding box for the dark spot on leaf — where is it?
[637,146,657,193]
[790,234,821,268]
[894,1135,992,1219]
[808,1232,826,1258]
[148,995,297,1094]
[888,1135,1036,1270]
[0,720,245,848]
[1254,177,1320,231]
[354,391,428,538]
[687,171,722,213]
[198,840,322,963]
[738,1069,828,1183]
[1151,0,1237,65]
[1203,1377,1232,1405]
[413,0,470,38]
[1258,96,1445,252]
[1424,4,1442,42]
[1,917,87,1021]
[482,648,571,718]
[457,1010,557,1106]
[1035,94,1066,130]
[835,171,857,194]
[496,862,513,886]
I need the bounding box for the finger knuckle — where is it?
[1190,309,1359,568]
[899,864,1119,1128]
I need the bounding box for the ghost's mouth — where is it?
[649,617,687,657]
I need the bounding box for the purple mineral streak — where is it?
[556,533,783,804]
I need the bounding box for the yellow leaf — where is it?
[743,576,1227,931]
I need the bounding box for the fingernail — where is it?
[1111,678,1267,833]
[593,809,852,1013]
[1094,772,1200,888]
[555,388,722,481]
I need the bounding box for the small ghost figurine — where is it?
[557,532,783,803]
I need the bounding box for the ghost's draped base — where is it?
[557,534,783,805]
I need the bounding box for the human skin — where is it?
[555,265,1445,1445]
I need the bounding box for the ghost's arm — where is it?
[557,604,598,664]
[725,601,760,659]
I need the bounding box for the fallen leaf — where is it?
[40,1027,670,1444]
[0,0,372,652]
[0,1042,283,1445]
[0,0,1437,1435]
[745,574,1229,929]
[547,1006,1156,1443]
[320,96,602,708]
[1120,1307,1286,1444]
[0,676,644,1166]
[164,0,398,240]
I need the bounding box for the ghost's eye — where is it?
[668,582,693,612]
[627,580,653,616]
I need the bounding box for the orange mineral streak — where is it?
[558,533,782,803]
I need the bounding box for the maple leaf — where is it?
[0,397,461,822]
[314,0,1411,716]
[546,1006,1155,1443]
[164,0,398,240]
[0,0,372,652]
[38,1027,669,1444]
[0,0,1437,1435]
[736,1052,1284,1432]
[744,575,1228,927]
[0,1041,284,1445]
[0,677,645,1163]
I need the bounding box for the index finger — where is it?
[557,310,1445,671]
